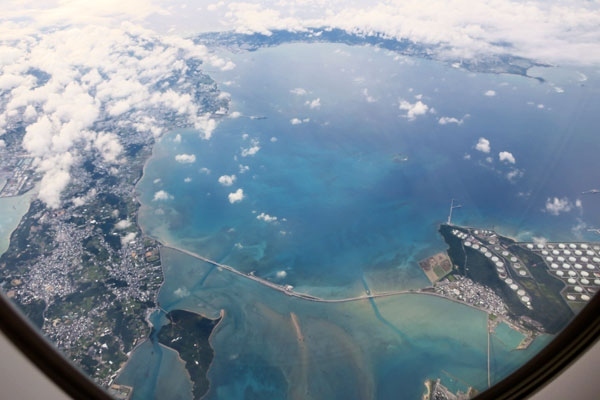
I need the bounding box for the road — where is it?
[162,244,420,303]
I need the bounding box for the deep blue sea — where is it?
[119,43,599,399]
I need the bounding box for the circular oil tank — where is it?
[574,286,583,293]
[569,243,577,249]
[574,263,583,270]
[567,294,576,301]
[556,270,564,277]
[550,263,559,269]
[517,289,526,296]
[559,243,566,249]
[519,270,527,276]
[546,256,553,262]
[557,256,565,262]
[587,264,595,270]
[564,250,571,255]
[521,296,530,303]
[581,278,590,285]
[581,257,589,263]
[505,278,513,285]
[510,284,518,291]
[464,241,472,247]
[575,250,582,256]
[562,263,571,269]
[485,252,492,258]
[594,279,600,286]
[568,270,577,277]
[496,262,504,268]
[581,271,590,277]
[472,244,480,250]
[594,257,600,263]
[569,256,577,262]
[581,244,589,249]
[581,294,591,301]
[552,250,560,255]
[492,256,499,262]
[526,244,533,249]
[568,278,577,284]
[511,257,518,262]
[502,251,509,256]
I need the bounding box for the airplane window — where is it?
[0,2,599,399]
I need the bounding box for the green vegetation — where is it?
[158,310,220,399]
[439,224,574,334]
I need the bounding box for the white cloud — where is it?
[484,90,496,97]
[257,212,278,223]
[399,99,429,120]
[200,167,211,175]
[544,197,574,216]
[174,287,190,298]
[175,154,196,164]
[270,137,278,142]
[475,137,491,153]
[0,23,228,208]
[230,111,242,118]
[438,116,463,125]
[184,177,192,183]
[239,164,250,174]
[153,190,173,201]
[173,134,182,143]
[115,219,132,230]
[120,232,137,246]
[506,168,523,182]
[305,98,321,109]
[275,270,287,279]
[290,118,302,125]
[218,174,236,186]
[362,88,377,103]
[290,88,307,95]
[228,188,245,204]
[241,139,260,157]
[499,151,516,164]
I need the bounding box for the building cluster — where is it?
[435,275,508,316]
[0,150,35,197]
[451,228,533,309]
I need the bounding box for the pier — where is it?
[447,199,462,224]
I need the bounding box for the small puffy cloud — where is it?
[239,164,250,174]
[120,232,137,246]
[399,99,429,120]
[532,237,548,246]
[218,174,236,186]
[362,88,376,103]
[153,190,173,201]
[175,154,196,163]
[228,188,245,204]
[484,90,496,97]
[305,98,321,109]
[241,139,260,157]
[439,116,463,125]
[94,131,123,164]
[184,177,192,183]
[544,197,574,216]
[199,167,211,175]
[475,137,491,153]
[257,212,278,223]
[463,153,471,160]
[499,151,516,164]
[230,111,242,118]
[275,270,287,279]
[506,168,523,182]
[290,88,307,95]
[174,287,190,298]
[173,134,182,143]
[290,117,302,125]
[115,219,132,230]
[270,137,277,142]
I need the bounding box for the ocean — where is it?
[119,42,598,399]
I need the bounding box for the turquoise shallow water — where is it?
[123,42,598,398]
